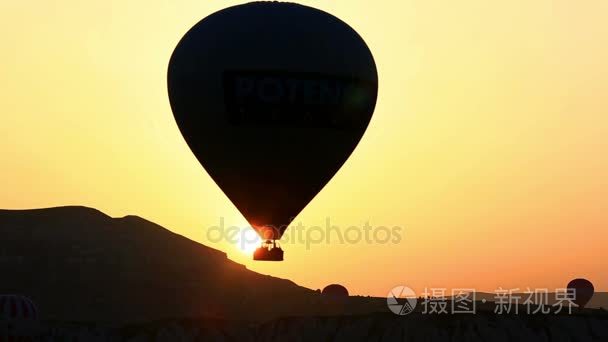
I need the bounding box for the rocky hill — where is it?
[8,311,607,341]
[0,206,381,322]
[2,206,607,342]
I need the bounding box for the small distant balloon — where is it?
[567,278,594,309]
[0,295,39,339]
[322,284,349,298]
[0,295,38,321]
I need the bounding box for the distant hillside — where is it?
[0,206,383,322]
[2,206,604,326]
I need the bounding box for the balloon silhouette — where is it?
[567,278,594,309]
[0,295,39,340]
[0,295,38,321]
[322,284,349,298]
[168,2,378,258]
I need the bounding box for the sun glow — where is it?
[237,227,261,254]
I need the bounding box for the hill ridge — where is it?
[0,205,322,322]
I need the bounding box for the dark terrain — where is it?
[0,206,385,322]
[15,312,608,341]
[1,206,607,341]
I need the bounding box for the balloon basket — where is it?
[253,240,284,261]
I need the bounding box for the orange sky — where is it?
[0,0,606,296]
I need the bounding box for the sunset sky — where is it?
[1,0,606,296]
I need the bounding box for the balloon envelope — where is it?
[322,284,349,298]
[567,278,594,308]
[0,295,38,320]
[168,2,378,239]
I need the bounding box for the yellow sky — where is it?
[1,0,607,296]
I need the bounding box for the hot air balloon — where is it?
[567,278,594,309]
[168,2,378,260]
[322,284,349,298]
[0,295,39,340]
